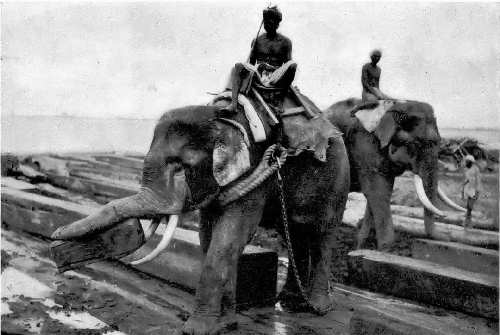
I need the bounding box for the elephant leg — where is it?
[280,224,311,303]
[356,205,376,249]
[182,189,265,335]
[199,208,218,255]
[308,185,348,315]
[362,174,395,251]
[307,222,338,315]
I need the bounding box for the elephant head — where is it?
[370,101,464,233]
[51,105,258,262]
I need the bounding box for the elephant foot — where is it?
[308,291,336,316]
[277,289,310,313]
[278,286,336,316]
[179,314,237,335]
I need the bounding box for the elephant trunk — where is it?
[53,149,187,239]
[51,187,184,240]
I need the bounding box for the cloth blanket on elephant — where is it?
[211,91,341,163]
[352,99,407,132]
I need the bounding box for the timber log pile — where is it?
[1,151,498,335]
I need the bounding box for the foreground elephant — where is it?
[52,105,350,335]
[325,99,464,250]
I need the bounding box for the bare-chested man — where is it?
[223,6,297,113]
[361,49,391,101]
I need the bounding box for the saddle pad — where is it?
[355,100,395,132]
[213,91,267,142]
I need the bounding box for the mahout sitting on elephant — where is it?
[52,102,350,335]
[326,98,465,251]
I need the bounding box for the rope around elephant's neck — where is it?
[217,144,287,206]
[186,144,287,211]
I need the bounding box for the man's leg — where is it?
[222,63,249,113]
[270,63,297,88]
[268,62,297,88]
[464,197,474,229]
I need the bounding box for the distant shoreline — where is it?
[3,114,500,132]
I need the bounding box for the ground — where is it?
[1,152,498,334]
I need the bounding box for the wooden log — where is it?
[92,154,143,171]
[412,239,499,276]
[69,166,141,183]
[1,177,38,191]
[50,218,145,272]
[1,187,93,236]
[66,173,139,198]
[332,283,497,335]
[392,215,499,247]
[348,249,499,319]
[121,227,278,308]
[342,195,498,246]
[51,153,142,175]
[44,173,138,202]
[391,204,495,230]
[350,307,443,335]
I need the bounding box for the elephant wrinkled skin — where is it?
[52,105,350,335]
[326,98,455,250]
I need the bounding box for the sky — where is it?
[2,1,499,129]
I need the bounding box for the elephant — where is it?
[325,98,464,251]
[51,104,350,335]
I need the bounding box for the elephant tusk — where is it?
[129,215,179,266]
[141,219,161,240]
[438,186,467,212]
[414,175,445,217]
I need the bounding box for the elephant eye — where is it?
[166,161,184,174]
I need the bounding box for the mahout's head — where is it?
[263,6,281,35]
[370,49,382,65]
[464,155,475,168]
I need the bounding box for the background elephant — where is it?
[325,98,461,251]
[52,105,350,335]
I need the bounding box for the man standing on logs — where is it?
[361,49,391,102]
[222,6,297,113]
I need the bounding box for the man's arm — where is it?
[249,38,257,65]
[285,38,292,62]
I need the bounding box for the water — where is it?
[2,115,499,154]
[2,115,156,154]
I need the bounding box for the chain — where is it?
[274,150,316,312]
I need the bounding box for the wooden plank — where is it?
[348,249,499,319]
[412,239,499,276]
[121,227,278,307]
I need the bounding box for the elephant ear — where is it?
[374,111,397,148]
[212,120,251,186]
